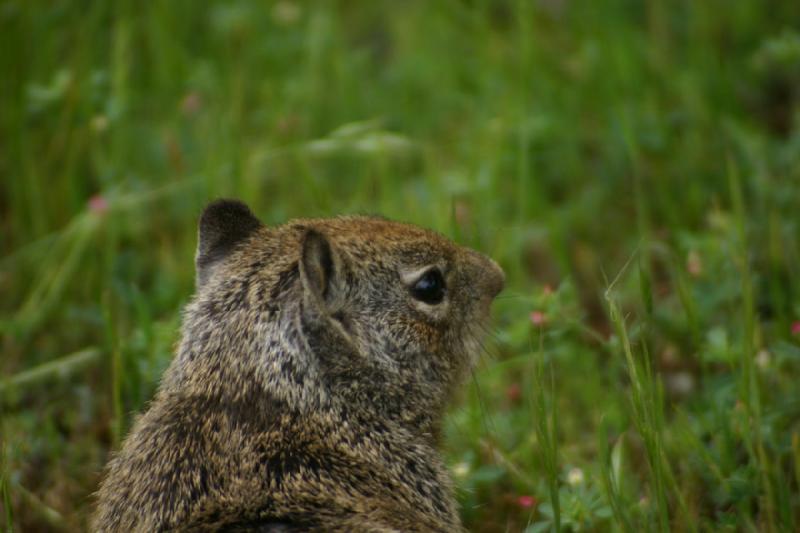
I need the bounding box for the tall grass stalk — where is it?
[606,285,697,532]
[605,252,699,533]
[102,290,124,449]
[606,291,668,532]
[8,214,97,339]
[2,441,12,532]
[728,158,778,532]
[793,432,800,508]
[12,483,65,531]
[0,347,101,397]
[598,421,632,532]
[531,331,561,532]
[672,258,701,355]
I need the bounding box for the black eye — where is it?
[411,269,446,305]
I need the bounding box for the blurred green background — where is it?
[2,1,800,531]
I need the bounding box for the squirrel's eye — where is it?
[410,269,446,305]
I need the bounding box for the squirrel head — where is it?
[186,199,504,437]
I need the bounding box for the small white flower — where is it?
[666,372,695,396]
[452,462,470,479]
[756,349,770,370]
[567,467,584,486]
[91,115,108,133]
[272,2,301,25]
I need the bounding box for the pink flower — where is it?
[517,495,537,508]
[792,322,800,336]
[88,194,109,214]
[529,311,547,327]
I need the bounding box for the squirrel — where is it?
[92,199,504,532]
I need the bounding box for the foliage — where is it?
[2,1,800,531]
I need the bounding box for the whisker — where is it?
[494,292,529,301]
[468,323,499,366]
[475,321,502,348]
[470,366,498,441]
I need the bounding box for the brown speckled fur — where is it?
[93,199,504,532]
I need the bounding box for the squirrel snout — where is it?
[467,251,505,299]
[485,257,505,298]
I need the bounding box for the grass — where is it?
[2,0,800,530]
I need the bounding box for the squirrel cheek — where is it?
[409,321,440,351]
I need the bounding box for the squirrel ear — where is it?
[196,199,262,287]
[299,229,336,307]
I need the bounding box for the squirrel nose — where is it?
[485,257,505,298]
[467,250,505,299]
